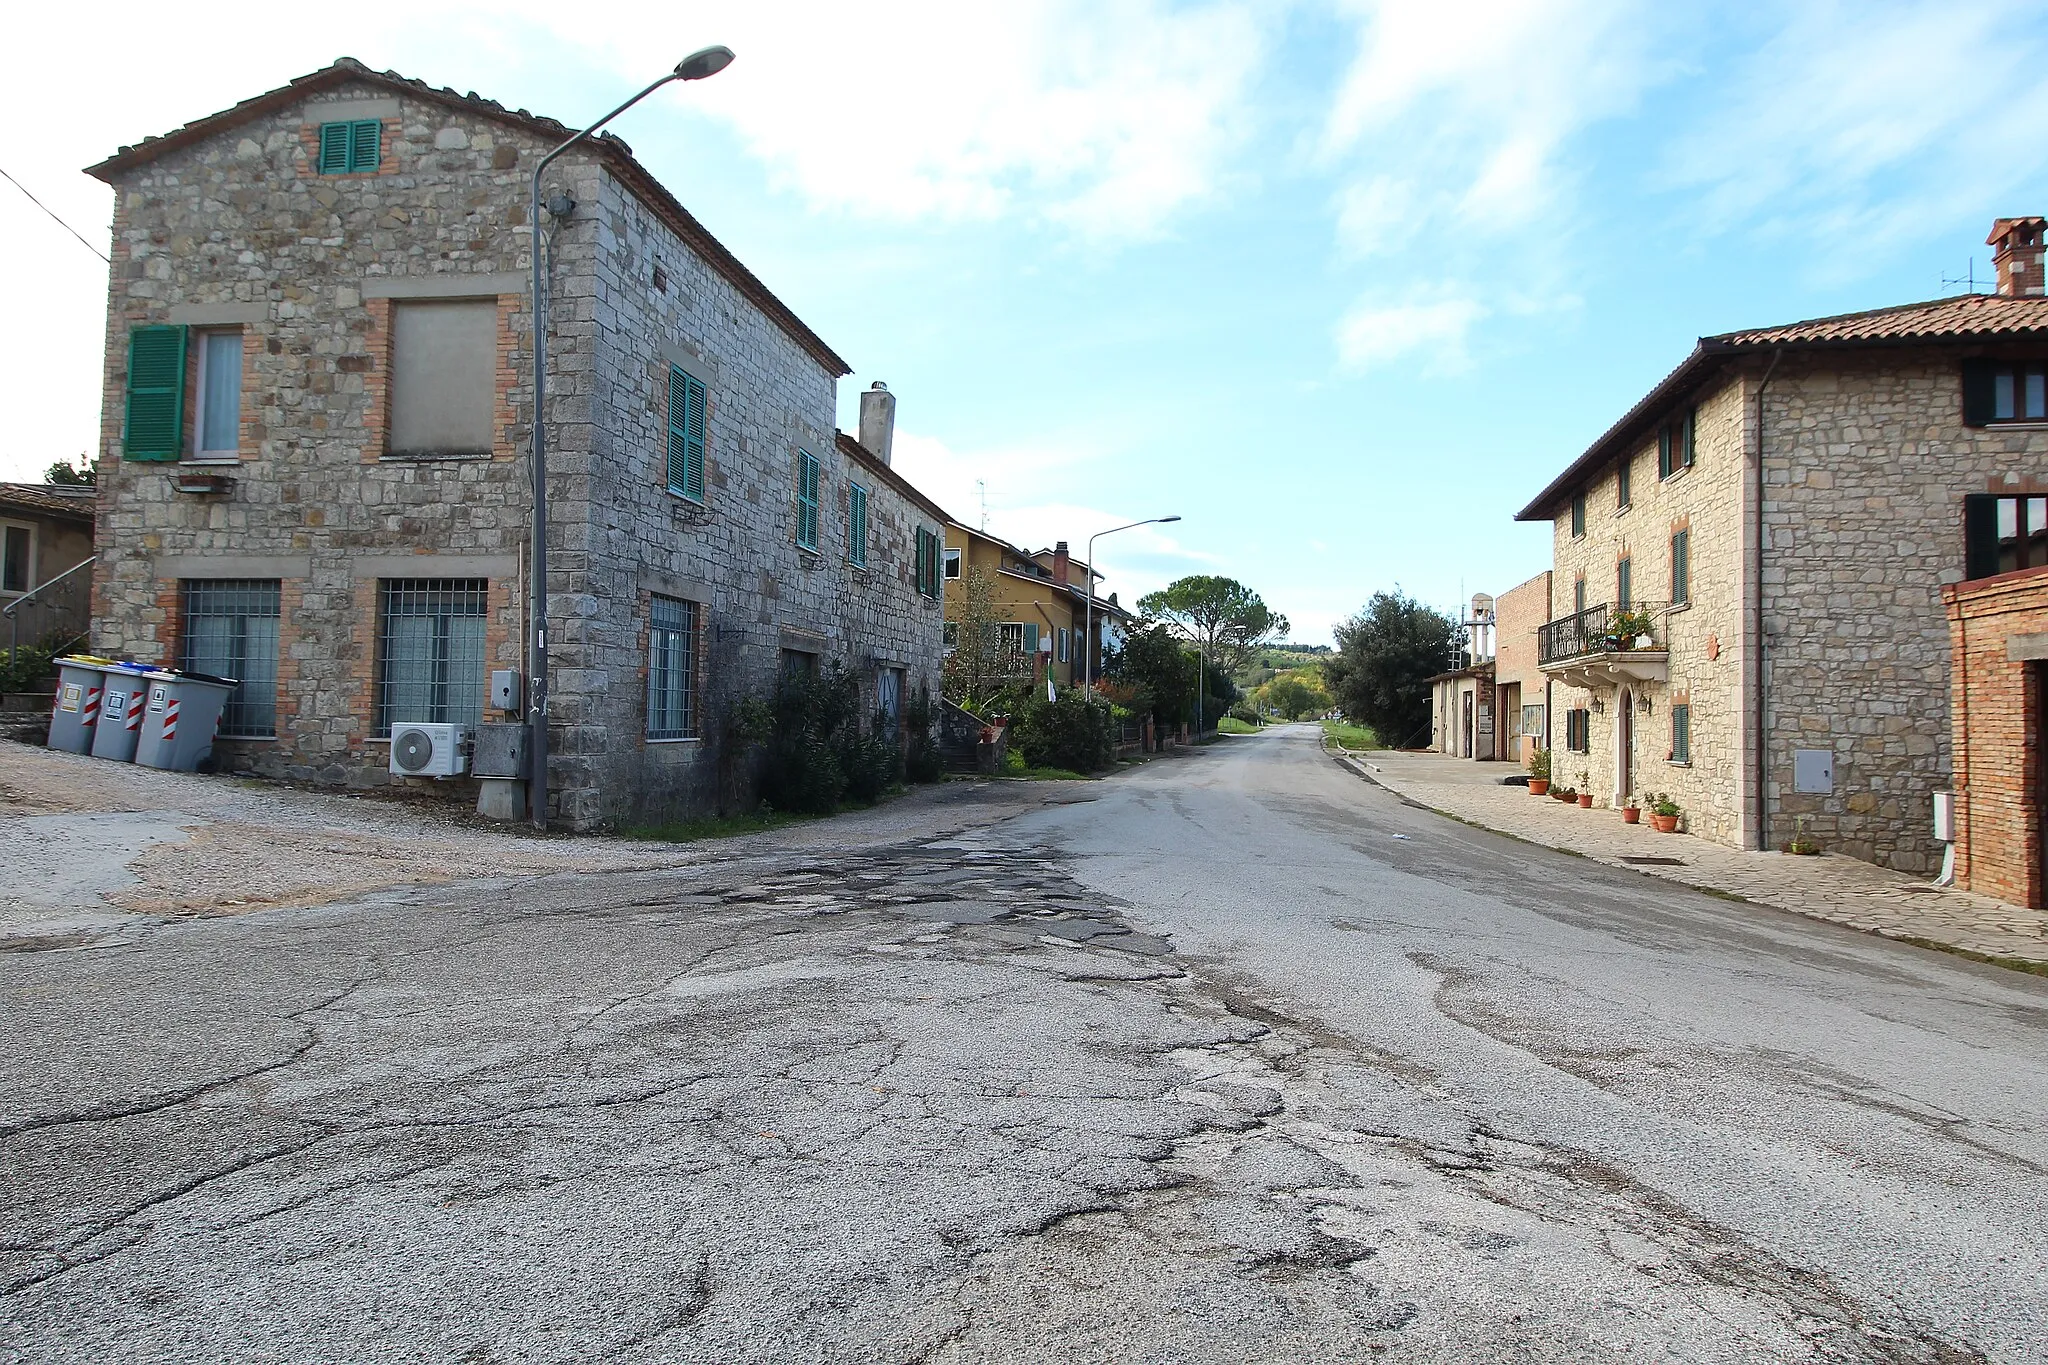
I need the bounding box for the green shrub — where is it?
[1227,701,1261,725]
[903,687,945,784]
[1011,690,1115,774]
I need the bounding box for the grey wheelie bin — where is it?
[89,662,158,763]
[47,656,114,755]
[135,671,238,772]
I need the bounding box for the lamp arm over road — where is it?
[1083,515,1181,697]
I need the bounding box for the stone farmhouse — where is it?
[1516,217,2048,873]
[86,58,950,829]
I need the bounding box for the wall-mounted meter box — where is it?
[490,669,520,713]
[1933,791,1956,844]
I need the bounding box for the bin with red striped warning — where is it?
[136,670,239,772]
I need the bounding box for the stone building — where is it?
[1516,217,2048,872]
[1943,566,2048,907]
[1491,570,1552,767]
[85,58,950,828]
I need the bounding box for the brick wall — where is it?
[1943,567,2048,907]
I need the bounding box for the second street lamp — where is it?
[527,45,734,830]
[1083,515,1181,696]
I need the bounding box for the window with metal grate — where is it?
[375,579,487,735]
[646,594,700,740]
[181,580,280,738]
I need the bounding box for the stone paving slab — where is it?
[1335,746,2048,968]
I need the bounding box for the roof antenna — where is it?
[1942,256,1986,296]
[977,479,989,532]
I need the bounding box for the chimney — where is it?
[1989,217,2047,297]
[1052,540,1071,586]
[858,381,896,466]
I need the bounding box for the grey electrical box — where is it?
[490,669,520,712]
[472,723,529,779]
[1793,748,1834,794]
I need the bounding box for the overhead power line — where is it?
[0,165,110,264]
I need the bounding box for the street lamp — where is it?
[1083,516,1181,696]
[527,45,734,829]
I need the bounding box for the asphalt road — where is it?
[3,726,2043,1363]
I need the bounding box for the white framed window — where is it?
[999,622,1025,655]
[193,329,245,460]
[943,547,962,579]
[1,520,34,595]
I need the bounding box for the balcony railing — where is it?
[1537,601,1666,666]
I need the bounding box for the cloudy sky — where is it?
[5,1,2045,641]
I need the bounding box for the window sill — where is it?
[182,456,242,467]
[646,736,702,746]
[1668,600,1692,613]
[1660,465,1694,484]
[381,452,492,463]
[1616,504,1631,517]
[667,489,706,507]
[215,734,276,742]
[1667,759,1692,768]
[1977,420,2048,430]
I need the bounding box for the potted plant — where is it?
[1621,792,1641,824]
[1576,770,1594,808]
[1607,608,1655,651]
[1781,815,1822,856]
[1553,785,1574,803]
[1528,747,1551,796]
[1647,792,1680,833]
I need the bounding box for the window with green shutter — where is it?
[317,120,382,174]
[1616,556,1632,608]
[666,367,706,501]
[1670,703,1691,764]
[848,482,868,566]
[914,528,942,598]
[1670,528,1691,605]
[1571,493,1586,538]
[123,325,187,460]
[796,450,821,551]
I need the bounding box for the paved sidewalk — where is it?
[1333,746,2048,968]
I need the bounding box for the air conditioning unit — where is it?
[389,723,470,778]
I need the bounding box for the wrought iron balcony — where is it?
[1537,601,1669,688]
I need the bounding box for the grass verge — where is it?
[1889,936,2048,977]
[1320,718,1380,750]
[1217,716,1261,735]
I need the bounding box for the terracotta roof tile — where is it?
[1515,292,2048,521]
[0,483,96,521]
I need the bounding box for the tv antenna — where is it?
[977,479,989,531]
[1942,257,1989,296]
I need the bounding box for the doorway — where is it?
[1461,691,1474,758]
[1616,688,1634,805]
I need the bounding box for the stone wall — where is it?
[1763,349,2048,872]
[89,74,946,828]
[1943,567,2048,907]
[1549,375,1753,841]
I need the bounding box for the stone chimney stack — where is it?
[858,381,896,466]
[1989,217,2047,297]
[1052,541,1071,586]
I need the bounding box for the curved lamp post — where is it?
[1083,515,1181,696]
[528,45,734,829]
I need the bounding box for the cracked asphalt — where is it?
[3,725,2044,1362]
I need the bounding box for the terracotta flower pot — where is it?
[1652,814,1678,833]
[1528,779,1550,796]
[1577,794,1593,808]
[1622,807,1640,824]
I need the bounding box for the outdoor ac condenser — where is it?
[389,723,470,778]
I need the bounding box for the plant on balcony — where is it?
[1605,608,1656,651]
[1645,791,1680,833]
[1527,746,1551,795]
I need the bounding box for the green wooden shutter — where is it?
[1616,557,1631,608]
[1683,407,1696,467]
[1671,529,1690,604]
[123,324,187,460]
[1964,494,2002,580]
[349,119,381,173]
[1961,359,1996,426]
[666,368,705,500]
[1657,425,1672,478]
[1024,623,1040,657]
[318,122,351,174]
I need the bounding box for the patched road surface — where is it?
[4,727,2043,1362]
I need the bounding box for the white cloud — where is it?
[1333,294,1487,373]
[1658,1,2048,275]
[569,0,1273,243]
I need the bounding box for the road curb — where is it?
[1318,741,2048,978]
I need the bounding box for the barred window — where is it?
[647,594,700,740]
[376,579,487,736]
[180,579,280,738]
[1670,703,1691,764]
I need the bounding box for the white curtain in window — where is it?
[199,332,243,453]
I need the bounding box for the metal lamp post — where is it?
[527,44,734,829]
[1082,516,1180,696]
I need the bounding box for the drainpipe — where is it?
[1753,348,1784,851]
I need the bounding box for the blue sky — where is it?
[6,1,2047,642]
